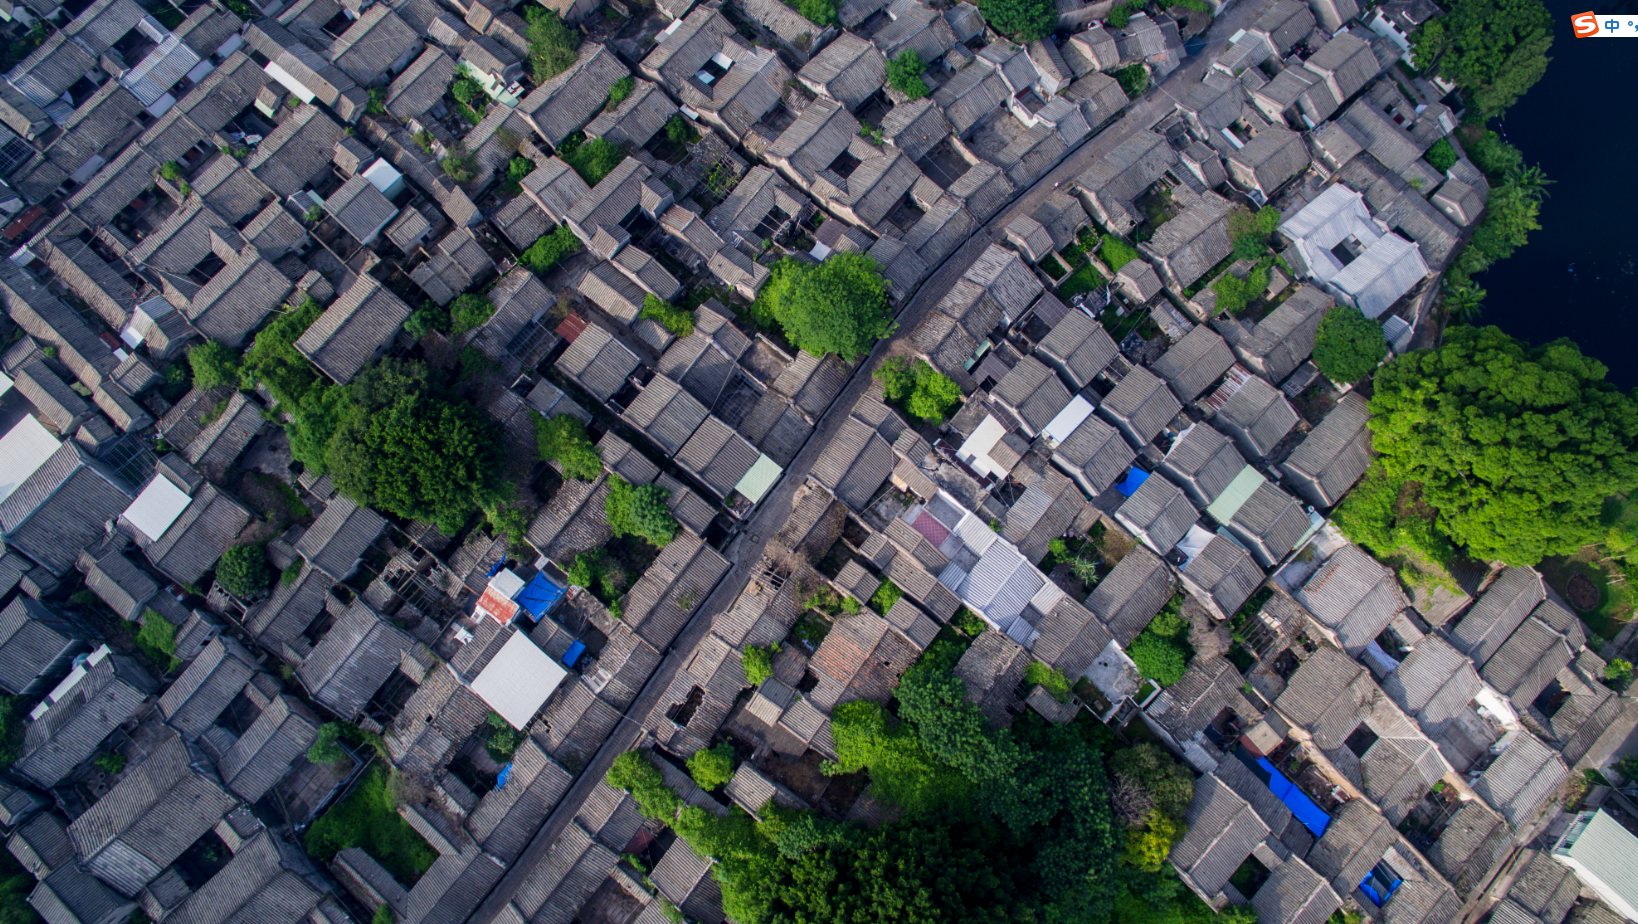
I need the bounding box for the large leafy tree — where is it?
[1409,0,1552,116]
[326,391,502,534]
[535,413,602,480]
[875,357,962,424]
[1312,306,1388,383]
[1369,326,1638,565]
[978,0,1057,42]
[188,340,240,390]
[757,254,893,359]
[605,476,677,547]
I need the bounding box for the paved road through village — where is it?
[467,5,1270,919]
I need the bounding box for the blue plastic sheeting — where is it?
[496,762,513,790]
[1359,868,1401,906]
[516,573,565,620]
[563,640,586,667]
[1116,467,1149,497]
[486,559,507,578]
[1256,757,1331,837]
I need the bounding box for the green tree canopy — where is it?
[1312,306,1388,383]
[519,225,583,274]
[1369,326,1638,565]
[687,742,736,790]
[525,7,579,82]
[215,544,270,597]
[1409,0,1552,116]
[605,476,678,547]
[535,413,603,480]
[449,294,494,335]
[756,253,893,358]
[874,357,961,424]
[188,340,240,390]
[978,0,1057,41]
[886,50,929,99]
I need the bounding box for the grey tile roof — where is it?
[624,375,710,457]
[296,496,386,581]
[295,275,412,385]
[953,630,1030,728]
[69,729,235,896]
[0,597,84,696]
[1088,546,1174,645]
[522,43,630,146]
[1220,284,1332,383]
[1213,374,1299,459]
[1115,474,1197,558]
[1305,798,1398,900]
[1480,604,1579,706]
[1097,366,1181,448]
[1170,771,1270,895]
[14,361,90,432]
[325,174,399,244]
[1151,326,1235,402]
[1281,391,1371,509]
[296,600,413,719]
[809,610,919,711]
[557,322,640,403]
[1179,535,1262,621]
[1382,635,1481,726]
[1159,423,1246,507]
[160,829,321,924]
[145,484,253,587]
[1449,567,1544,668]
[675,415,762,502]
[1426,799,1510,899]
[245,565,335,647]
[1505,849,1582,924]
[1,442,132,577]
[1052,413,1136,496]
[1037,310,1118,389]
[247,104,344,197]
[469,738,574,862]
[812,415,896,511]
[217,694,320,805]
[1296,546,1405,655]
[157,637,258,738]
[185,391,267,482]
[992,355,1072,436]
[1275,645,1375,749]
[1251,855,1340,924]
[28,863,135,924]
[622,535,730,650]
[797,33,887,111]
[1223,480,1309,569]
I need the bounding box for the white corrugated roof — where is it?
[470,631,568,728]
[0,415,60,503]
[125,475,192,543]
[1042,394,1094,445]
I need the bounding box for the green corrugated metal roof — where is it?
[735,454,783,503]
[1205,465,1264,524]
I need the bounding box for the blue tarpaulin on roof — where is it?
[563,640,586,667]
[1255,756,1331,837]
[1359,863,1402,906]
[1116,467,1149,497]
[496,762,512,790]
[515,573,565,620]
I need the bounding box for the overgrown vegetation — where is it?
[1425,137,1458,173]
[135,609,180,674]
[94,751,127,775]
[1024,660,1071,702]
[606,75,635,110]
[1332,463,1456,568]
[873,357,961,424]
[525,7,580,83]
[520,225,583,275]
[869,579,902,615]
[449,294,495,336]
[535,413,603,480]
[305,765,438,885]
[1209,263,1270,315]
[1312,305,1388,383]
[566,550,626,611]
[754,254,893,359]
[1409,0,1552,117]
[450,74,488,124]
[978,0,1058,41]
[1127,597,1190,687]
[687,742,736,790]
[188,340,241,390]
[790,0,839,26]
[665,114,701,147]
[606,476,678,548]
[886,50,929,99]
[0,847,41,924]
[215,544,270,597]
[1100,235,1140,272]
[1114,64,1149,98]
[743,644,778,686]
[484,712,521,762]
[0,694,23,772]
[641,293,696,338]
[559,133,626,186]
[440,146,479,183]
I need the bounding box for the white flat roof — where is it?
[0,415,61,503]
[1042,395,1094,445]
[469,631,569,729]
[124,476,192,543]
[957,415,1010,479]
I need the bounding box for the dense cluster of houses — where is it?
[0,0,1631,920]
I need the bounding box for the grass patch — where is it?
[305,765,438,885]
[1057,262,1106,300]
[558,133,626,186]
[1539,552,1632,644]
[869,579,903,615]
[1038,255,1067,279]
[1099,235,1140,272]
[1024,660,1071,702]
[135,609,179,674]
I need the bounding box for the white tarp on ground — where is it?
[470,631,568,728]
[0,415,59,503]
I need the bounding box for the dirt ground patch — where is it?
[1568,573,1601,611]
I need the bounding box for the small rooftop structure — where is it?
[1552,811,1638,920]
[471,630,569,728]
[1297,545,1408,656]
[295,275,413,385]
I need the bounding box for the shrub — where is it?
[373,905,394,924]
[886,50,930,99]
[1605,658,1633,685]
[561,135,626,186]
[449,294,495,335]
[367,88,386,115]
[1615,755,1638,783]
[525,7,580,83]
[405,302,449,338]
[1425,137,1458,173]
[519,225,583,274]
[94,751,126,775]
[687,742,736,790]
[793,0,838,26]
[502,155,533,194]
[283,561,304,585]
[485,712,521,761]
[440,147,479,183]
[308,722,349,764]
[869,579,902,615]
[606,75,635,110]
[665,114,700,147]
[1210,264,1269,315]
[135,609,180,673]
[305,765,439,884]
[640,293,696,337]
[241,296,326,409]
[1115,63,1149,97]
[1024,660,1071,702]
[215,544,270,596]
[1312,305,1388,383]
[1122,814,1182,872]
[953,608,986,636]
[159,161,184,182]
[607,750,682,821]
[743,644,777,686]
[1100,235,1140,271]
[606,476,678,547]
[1128,601,1190,686]
[535,413,603,480]
[874,356,961,424]
[978,0,1057,41]
[188,340,241,390]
